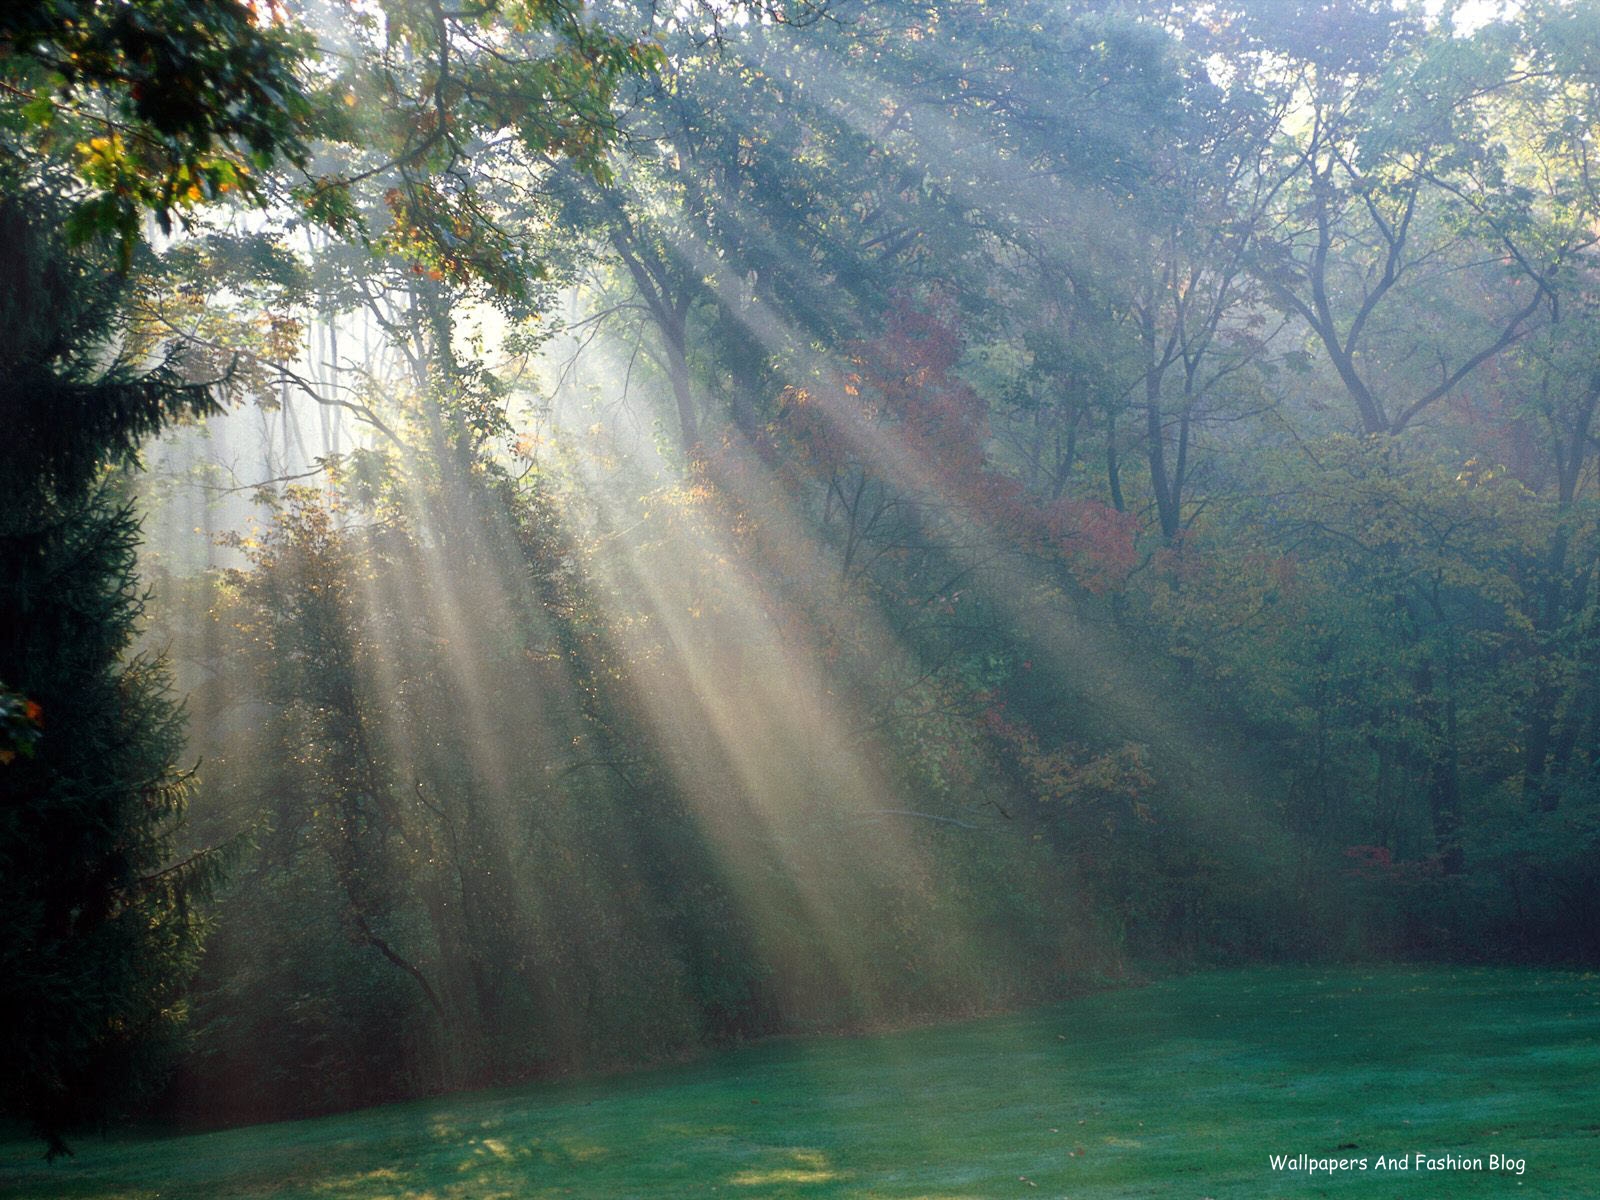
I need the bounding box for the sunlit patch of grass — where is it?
[730,1166,840,1185]
[3,966,1599,1198]
[312,1166,402,1189]
[730,1147,840,1185]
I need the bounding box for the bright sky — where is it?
[1429,0,1516,34]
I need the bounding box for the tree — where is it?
[0,0,322,1155]
[542,4,949,454]
[0,0,314,253]
[1234,0,1551,436]
[0,195,227,1158]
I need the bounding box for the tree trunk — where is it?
[1415,663,1464,873]
[664,321,701,454]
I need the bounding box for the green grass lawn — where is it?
[4,965,1599,1198]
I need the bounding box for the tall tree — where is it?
[0,0,317,1155]
[1235,0,1550,436]
[0,195,227,1159]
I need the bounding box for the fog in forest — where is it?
[3,0,1599,1191]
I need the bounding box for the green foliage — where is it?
[0,193,233,1157]
[0,0,315,253]
[0,488,216,1158]
[0,197,221,497]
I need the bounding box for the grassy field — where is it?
[3,965,1598,1198]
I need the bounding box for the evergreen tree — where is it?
[0,193,223,1158]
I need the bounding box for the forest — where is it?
[2,0,1599,1190]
